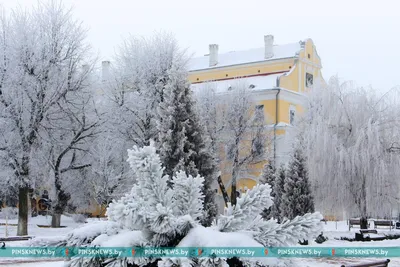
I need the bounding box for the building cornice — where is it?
[189,57,296,74]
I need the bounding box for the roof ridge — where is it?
[193,41,300,59]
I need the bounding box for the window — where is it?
[289,105,296,125]
[306,73,313,87]
[308,53,311,59]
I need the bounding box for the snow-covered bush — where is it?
[62,143,323,267]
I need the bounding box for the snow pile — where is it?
[28,235,66,247]
[62,221,121,247]
[92,230,146,247]
[178,225,261,247]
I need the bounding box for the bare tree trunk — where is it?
[51,171,69,228]
[217,175,230,206]
[17,186,29,236]
[230,165,239,206]
[360,175,368,229]
[51,213,61,228]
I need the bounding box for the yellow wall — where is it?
[226,178,258,196]
[280,39,323,93]
[188,39,323,94]
[189,38,323,198]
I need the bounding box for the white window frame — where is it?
[306,72,314,88]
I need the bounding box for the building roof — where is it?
[191,73,282,94]
[188,42,302,71]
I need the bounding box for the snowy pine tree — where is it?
[107,142,205,246]
[260,159,276,220]
[281,147,314,220]
[57,143,324,267]
[157,67,218,226]
[272,165,286,223]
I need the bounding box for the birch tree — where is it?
[0,1,93,235]
[301,76,400,227]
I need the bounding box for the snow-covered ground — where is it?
[0,261,64,266]
[0,219,399,266]
[0,215,86,265]
[291,221,400,266]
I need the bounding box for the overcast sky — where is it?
[2,0,400,91]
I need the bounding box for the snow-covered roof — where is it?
[191,73,282,94]
[188,42,302,71]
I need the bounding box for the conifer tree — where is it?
[157,67,218,226]
[272,165,287,223]
[260,159,276,219]
[281,148,315,220]
[61,143,324,267]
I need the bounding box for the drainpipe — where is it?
[273,87,281,166]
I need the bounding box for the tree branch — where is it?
[60,163,91,173]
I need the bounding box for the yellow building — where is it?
[188,35,324,204]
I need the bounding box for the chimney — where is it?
[264,35,274,59]
[102,61,110,82]
[209,44,219,67]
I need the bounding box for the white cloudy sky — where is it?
[2,0,400,91]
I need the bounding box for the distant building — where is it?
[188,35,325,201]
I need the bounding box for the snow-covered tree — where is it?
[157,67,218,226]
[194,84,221,156]
[271,165,286,223]
[43,94,100,227]
[301,76,400,227]
[91,33,190,205]
[281,147,314,221]
[107,142,204,245]
[110,32,188,147]
[57,143,323,267]
[195,82,272,206]
[260,159,276,220]
[0,1,93,235]
[85,133,130,215]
